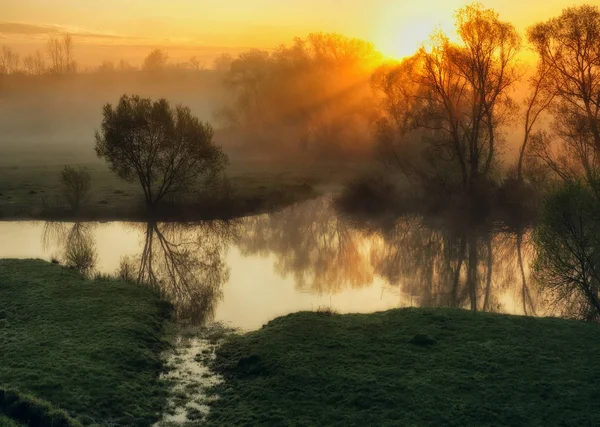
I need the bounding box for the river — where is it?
[0,197,555,330]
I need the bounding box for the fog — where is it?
[0,29,540,172]
[0,69,229,163]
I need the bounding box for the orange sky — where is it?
[1,0,596,66]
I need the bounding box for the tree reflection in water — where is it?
[237,197,374,294]
[123,220,238,325]
[238,198,544,315]
[42,221,97,274]
[39,198,547,322]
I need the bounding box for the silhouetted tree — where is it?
[95,95,228,207]
[60,165,91,212]
[534,179,600,320]
[142,49,169,72]
[22,50,46,75]
[528,6,600,182]
[46,34,76,74]
[517,63,554,182]
[0,46,20,74]
[218,33,381,158]
[374,3,521,196]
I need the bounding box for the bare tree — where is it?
[23,54,36,75]
[417,4,521,192]
[528,5,600,180]
[46,34,76,74]
[0,46,20,74]
[373,4,521,194]
[517,63,555,182]
[213,53,233,72]
[47,37,63,73]
[64,223,97,274]
[60,165,91,212]
[189,56,201,70]
[95,95,228,207]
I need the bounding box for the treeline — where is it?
[214,33,382,158]
[2,4,599,171]
[0,34,212,75]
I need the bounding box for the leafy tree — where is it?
[217,32,382,158]
[142,49,168,72]
[94,94,227,207]
[60,165,91,212]
[534,179,600,320]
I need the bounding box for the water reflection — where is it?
[237,198,544,316]
[369,220,541,314]
[0,198,558,329]
[125,221,238,325]
[237,198,374,294]
[42,221,97,274]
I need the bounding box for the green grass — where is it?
[0,145,362,221]
[206,308,600,426]
[0,259,172,426]
[0,416,23,427]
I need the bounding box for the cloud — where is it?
[0,22,133,41]
[0,22,62,35]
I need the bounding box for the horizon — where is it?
[1,0,592,67]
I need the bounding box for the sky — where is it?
[1,0,596,66]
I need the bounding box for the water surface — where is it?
[0,198,552,329]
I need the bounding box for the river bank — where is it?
[204,308,600,426]
[0,259,172,426]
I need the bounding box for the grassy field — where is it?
[206,308,600,426]
[0,417,22,427]
[0,259,172,426]
[0,143,361,221]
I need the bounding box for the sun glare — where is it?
[372,3,459,59]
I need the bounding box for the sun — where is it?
[372,4,458,59]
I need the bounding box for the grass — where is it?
[0,259,172,426]
[205,308,600,426]
[0,416,23,427]
[0,144,363,221]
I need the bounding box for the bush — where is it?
[0,387,82,427]
[337,170,407,215]
[60,166,91,212]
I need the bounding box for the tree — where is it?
[419,4,521,192]
[46,34,76,74]
[373,3,521,195]
[142,49,168,72]
[534,179,600,320]
[64,223,97,274]
[528,6,600,180]
[60,165,91,212]
[218,33,381,158]
[23,50,46,75]
[95,95,228,207]
[0,46,20,74]
[517,63,554,182]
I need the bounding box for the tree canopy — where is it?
[95,94,227,206]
